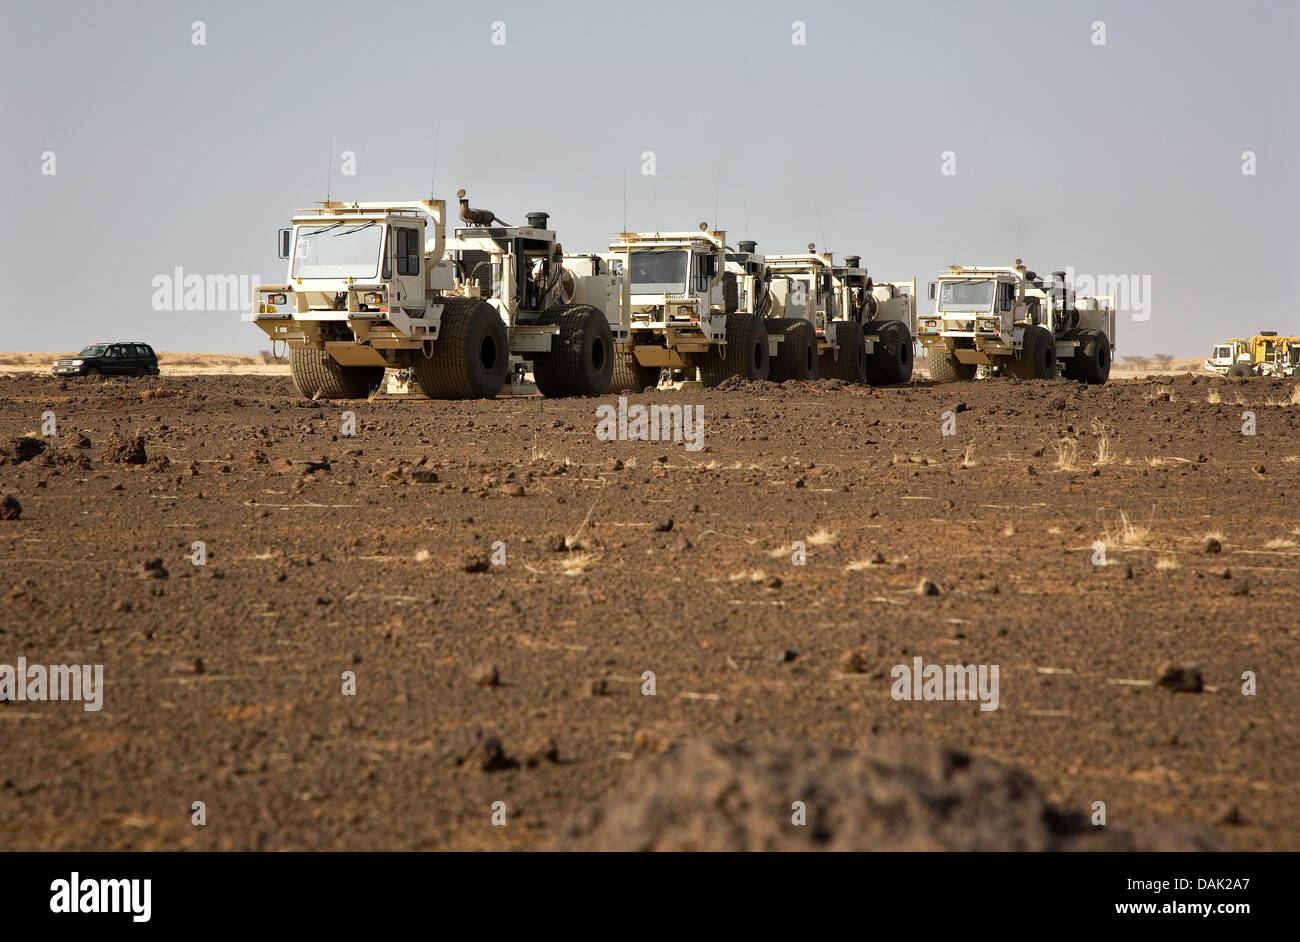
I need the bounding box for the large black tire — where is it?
[531,304,614,398]
[1063,328,1111,385]
[1008,324,1057,380]
[699,312,769,386]
[290,348,384,399]
[410,297,508,399]
[821,320,868,383]
[1227,362,1254,378]
[927,348,976,383]
[766,317,818,382]
[609,351,661,394]
[865,319,914,385]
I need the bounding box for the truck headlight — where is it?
[71,359,84,366]
[363,292,384,305]
[268,293,287,305]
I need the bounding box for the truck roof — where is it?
[611,229,726,250]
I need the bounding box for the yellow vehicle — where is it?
[1205,333,1300,377]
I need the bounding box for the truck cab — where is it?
[612,226,731,333]
[252,201,451,367]
[1205,340,1246,374]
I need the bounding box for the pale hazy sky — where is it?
[2,0,1296,355]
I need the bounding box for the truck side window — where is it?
[399,228,419,276]
[383,226,392,280]
[693,255,711,293]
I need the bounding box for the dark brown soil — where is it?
[0,371,1296,850]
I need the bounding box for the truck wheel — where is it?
[766,318,818,382]
[700,312,769,386]
[610,351,661,394]
[821,320,868,383]
[1227,362,1254,378]
[1064,328,1111,385]
[927,349,976,383]
[1008,324,1057,380]
[290,348,384,399]
[865,320,913,385]
[410,297,508,399]
[531,304,615,397]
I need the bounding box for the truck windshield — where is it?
[78,345,108,357]
[1213,346,1233,359]
[292,223,383,279]
[939,280,996,313]
[629,250,688,294]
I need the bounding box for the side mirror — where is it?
[820,273,832,294]
[927,282,937,300]
[278,228,292,259]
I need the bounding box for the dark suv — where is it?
[53,343,160,377]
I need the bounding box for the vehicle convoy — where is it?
[52,343,159,377]
[252,192,624,400]
[918,261,1114,384]
[761,245,916,385]
[599,226,916,392]
[1204,332,1300,377]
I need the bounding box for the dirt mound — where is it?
[555,739,1218,851]
[713,376,783,394]
[712,376,850,394]
[103,433,147,465]
[2,435,46,464]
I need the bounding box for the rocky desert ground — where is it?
[1,365,1296,851]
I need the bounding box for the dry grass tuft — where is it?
[1051,438,1079,472]
[1102,510,1150,550]
[1094,434,1116,466]
[560,552,600,576]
